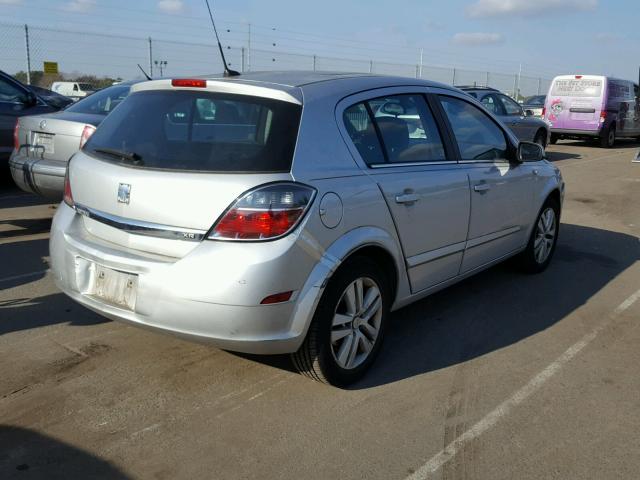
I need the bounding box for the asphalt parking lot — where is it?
[1,141,639,480]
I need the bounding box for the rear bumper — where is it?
[550,128,603,138]
[9,152,66,199]
[49,203,321,355]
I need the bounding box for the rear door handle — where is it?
[395,193,420,204]
[473,184,491,193]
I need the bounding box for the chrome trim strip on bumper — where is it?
[74,203,207,242]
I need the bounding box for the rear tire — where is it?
[517,198,560,274]
[291,257,389,387]
[600,125,616,148]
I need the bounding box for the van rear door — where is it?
[546,76,605,132]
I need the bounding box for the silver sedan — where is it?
[459,87,550,147]
[50,72,564,386]
[10,81,138,199]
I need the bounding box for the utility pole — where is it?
[154,60,167,76]
[148,37,153,77]
[24,24,31,85]
[419,48,423,79]
[247,22,251,72]
[515,62,522,100]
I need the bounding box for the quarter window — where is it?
[343,103,386,165]
[0,77,27,103]
[439,95,508,161]
[480,95,500,115]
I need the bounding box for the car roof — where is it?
[456,86,499,92]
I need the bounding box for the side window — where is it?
[480,95,500,115]
[370,94,446,163]
[0,77,27,103]
[439,95,508,161]
[73,84,79,92]
[498,94,522,116]
[343,103,386,165]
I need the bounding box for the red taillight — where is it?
[79,125,96,149]
[63,170,74,207]
[171,79,206,88]
[575,75,583,79]
[541,107,546,119]
[13,119,20,151]
[600,110,607,122]
[260,291,294,305]
[209,183,315,241]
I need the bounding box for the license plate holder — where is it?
[90,263,138,310]
[32,132,55,154]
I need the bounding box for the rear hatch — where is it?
[546,75,605,132]
[68,81,302,258]
[17,111,103,163]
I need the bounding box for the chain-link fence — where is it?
[0,21,552,98]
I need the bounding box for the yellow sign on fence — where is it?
[43,61,58,74]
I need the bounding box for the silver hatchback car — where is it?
[50,72,564,386]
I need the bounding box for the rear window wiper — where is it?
[93,147,144,165]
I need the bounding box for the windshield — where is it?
[66,85,130,115]
[525,95,545,106]
[550,78,603,97]
[78,83,94,91]
[84,90,302,173]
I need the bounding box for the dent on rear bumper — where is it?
[50,203,322,354]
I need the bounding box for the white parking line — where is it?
[0,269,49,284]
[406,288,640,480]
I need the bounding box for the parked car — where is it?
[0,70,72,172]
[10,81,138,198]
[544,75,640,147]
[458,86,550,147]
[521,95,546,118]
[51,81,96,100]
[50,72,564,386]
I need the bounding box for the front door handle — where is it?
[473,183,491,193]
[395,193,420,204]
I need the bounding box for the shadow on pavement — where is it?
[350,223,638,389]
[0,292,108,336]
[0,238,49,289]
[231,224,639,388]
[0,217,52,239]
[0,425,130,480]
[545,150,582,162]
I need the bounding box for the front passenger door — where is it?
[437,94,535,273]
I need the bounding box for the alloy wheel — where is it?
[534,207,556,264]
[330,277,383,370]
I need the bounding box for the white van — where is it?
[51,81,96,100]
[544,75,640,148]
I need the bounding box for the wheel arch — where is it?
[288,226,409,349]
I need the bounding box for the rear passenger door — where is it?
[436,93,535,273]
[341,90,471,294]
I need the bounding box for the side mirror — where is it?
[518,141,544,162]
[525,109,535,117]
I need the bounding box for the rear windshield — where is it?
[550,78,603,97]
[84,90,302,173]
[66,85,130,115]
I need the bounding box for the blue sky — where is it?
[1,0,638,84]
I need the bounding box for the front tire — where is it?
[534,129,547,149]
[291,257,389,386]
[518,199,560,274]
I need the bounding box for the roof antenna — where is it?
[204,0,240,77]
[137,63,152,80]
